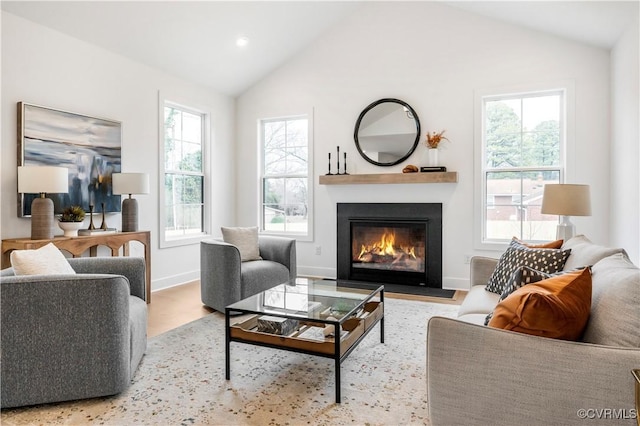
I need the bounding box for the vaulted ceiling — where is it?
[2,1,637,97]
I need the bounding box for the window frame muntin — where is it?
[259,113,313,241]
[474,84,572,251]
[159,94,211,248]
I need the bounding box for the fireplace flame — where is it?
[357,230,417,261]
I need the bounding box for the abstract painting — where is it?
[18,102,122,216]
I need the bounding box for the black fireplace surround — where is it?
[337,203,442,288]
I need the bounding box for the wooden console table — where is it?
[2,231,151,303]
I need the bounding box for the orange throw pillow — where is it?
[488,268,592,341]
[514,237,564,249]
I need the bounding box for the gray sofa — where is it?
[1,257,147,408]
[427,235,640,425]
[200,235,296,312]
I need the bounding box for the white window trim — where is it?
[158,91,212,248]
[258,109,314,242]
[473,81,575,252]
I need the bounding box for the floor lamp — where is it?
[18,166,69,240]
[112,173,150,232]
[541,184,591,240]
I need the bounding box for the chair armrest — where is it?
[1,275,131,407]
[200,240,242,312]
[469,256,498,287]
[258,235,297,280]
[68,257,146,301]
[427,317,639,426]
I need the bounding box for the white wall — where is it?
[610,16,640,265]
[1,12,236,291]
[236,2,613,289]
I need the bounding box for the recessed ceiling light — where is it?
[236,36,249,47]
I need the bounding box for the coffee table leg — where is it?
[335,334,341,403]
[380,289,385,344]
[225,309,231,380]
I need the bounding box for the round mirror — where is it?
[354,98,421,167]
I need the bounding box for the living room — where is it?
[1,1,639,424]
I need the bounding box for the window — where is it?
[161,101,208,245]
[479,90,565,245]
[260,115,312,238]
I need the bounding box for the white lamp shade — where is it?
[18,166,68,194]
[541,184,591,216]
[112,173,150,195]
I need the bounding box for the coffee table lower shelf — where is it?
[225,300,384,403]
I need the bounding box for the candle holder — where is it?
[342,152,349,175]
[326,152,333,175]
[88,204,96,230]
[100,202,108,230]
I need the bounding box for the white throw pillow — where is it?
[221,226,262,262]
[10,243,76,275]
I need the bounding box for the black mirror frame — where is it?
[353,98,421,167]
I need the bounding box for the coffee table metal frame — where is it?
[225,279,384,403]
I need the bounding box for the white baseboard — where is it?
[442,276,470,291]
[151,270,200,293]
[297,265,335,279]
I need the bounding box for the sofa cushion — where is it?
[582,253,640,348]
[221,226,262,262]
[458,285,501,316]
[485,240,571,294]
[10,243,76,276]
[488,268,592,341]
[561,235,626,271]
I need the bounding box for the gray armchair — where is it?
[200,235,297,312]
[0,257,147,408]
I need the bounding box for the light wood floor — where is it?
[147,280,465,338]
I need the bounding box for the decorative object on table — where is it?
[100,202,108,230]
[17,102,122,217]
[256,315,299,336]
[112,173,150,232]
[58,205,86,237]
[354,98,421,167]
[402,165,419,173]
[423,130,449,167]
[17,166,69,240]
[420,166,447,173]
[541,184,591,240]
[88,204,96,230]
[77,228,117,236]
[326,152,333,175]
[336,146,340,174]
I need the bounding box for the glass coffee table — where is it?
[225,278,384,403]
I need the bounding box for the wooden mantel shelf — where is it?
[319,172,458,185]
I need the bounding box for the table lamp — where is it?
[112,172,150,232]
[541,184,591,240]
[18,166,69,240]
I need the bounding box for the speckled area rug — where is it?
[1,299,459,426]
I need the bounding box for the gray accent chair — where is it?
[200,235,296,312]
[0,257,147,408]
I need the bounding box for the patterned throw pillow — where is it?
[484,240,571,295]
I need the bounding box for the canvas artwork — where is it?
[18,102,122,216]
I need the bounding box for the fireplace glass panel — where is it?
[351,222,426,274]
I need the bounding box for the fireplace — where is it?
[337,203,442,288]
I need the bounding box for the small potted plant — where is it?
[58,206,86,237]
